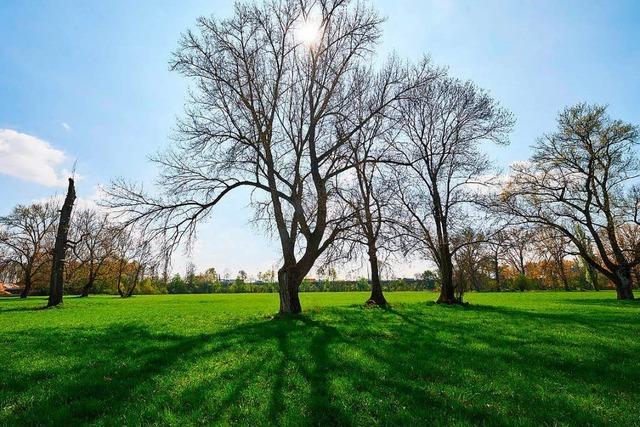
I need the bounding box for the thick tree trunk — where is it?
[277,266,302,315]
[47,178,76,308]
[366,251,387,306]
[437,256,460,304]
[614,268,635,300]
[20,273,31,299]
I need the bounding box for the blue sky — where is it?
[1,0,639,278]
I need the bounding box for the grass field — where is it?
[1,291,638,426]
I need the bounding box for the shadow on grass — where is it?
[1,299,639,425]
[562,297,640,309]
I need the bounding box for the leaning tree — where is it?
[106,0,422,314]
[48,178,77,307]
[391,73,514,304]
[500,104,640,300]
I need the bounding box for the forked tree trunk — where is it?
[20,273,31,299]
[277,266,302,315]
[48,178,76,307]
[367,251,387,306]
[125,265,144,297]
[614,268,635,300]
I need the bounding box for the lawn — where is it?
[1,291,638,426]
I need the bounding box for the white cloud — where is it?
[0,129,72,187]
[61,122,72,131]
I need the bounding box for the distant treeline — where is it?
[10,266,615,296]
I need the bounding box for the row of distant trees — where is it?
[0,204,168,299]
[0,198,619,297]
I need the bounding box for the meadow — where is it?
[1,291,638,426]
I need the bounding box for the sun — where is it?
[295,15,323,48]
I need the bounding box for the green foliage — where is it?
[1,292,638,425]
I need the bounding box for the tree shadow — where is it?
[2,300,639,425]
[562,298,640,309]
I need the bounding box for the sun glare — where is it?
[295,15,323,48]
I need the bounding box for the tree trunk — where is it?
[116,258,126,297]
[47,178,76,308]
[277,266,302,315]
[614,268,635,300]
[493,256,501,291]
[437,256,460,304]
[20,273,31,299]
[559,260,570,291]
[80,273,94,297]
[366,251,387,306]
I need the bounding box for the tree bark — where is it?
[20,273,31,299]
[366,251,387,306]
[277,266,302,315]
[614,268,635,300]
[47,178,76,308]
[437,256,460,304]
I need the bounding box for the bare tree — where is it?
[114,227,157,298]
[504,225,534,279]
[453,227,491,293]
[105,0,419,313]
[487,230,509,291]
[392,73,514,304]
[330,59,436,306]
[72,209,116,297]
[500,104,639,300]
[0,202,58,298]
[534,226,572,291]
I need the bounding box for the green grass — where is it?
[1,292,638,426]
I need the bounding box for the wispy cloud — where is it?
[0,129,74,187]
[61,122,72,131]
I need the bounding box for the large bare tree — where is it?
[0,202,58,298]
[500,104,639,300]
[106,0,419,313]
[391,73,514,304]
